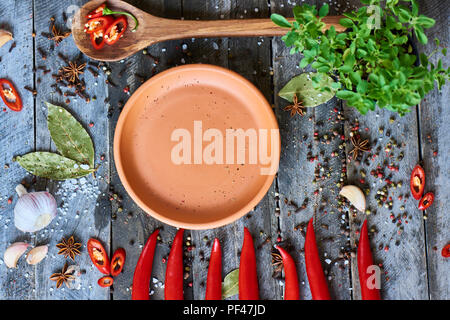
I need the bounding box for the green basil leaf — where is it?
[336,90,358,100]
[278,72,336,107]
[414,26,428,44]
[222,269,239,299]
[319,4,329,17]
[271,13,292,28]
[46,102,95,167]
[415,15,435,28]
[339,18,353,28]
[16,152,95,180]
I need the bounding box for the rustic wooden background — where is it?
[0,0,448,300]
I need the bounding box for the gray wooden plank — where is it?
[414,0,450,300]
[31,0,110,299]
[0,0,36,300]
[270,0,352,300]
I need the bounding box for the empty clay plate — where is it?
[114,64,280,229]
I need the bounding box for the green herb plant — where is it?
[271,0,449,115]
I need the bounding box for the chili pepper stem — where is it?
[103,7,139,31]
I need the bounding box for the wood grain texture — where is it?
[414,0,449,300]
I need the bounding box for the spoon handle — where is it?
[156,16,346,41]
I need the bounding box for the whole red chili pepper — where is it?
[418,192,434,210]
[410,165,425,200]
[110,248,126,277]
[239,227,259,300]
[165,229,184,300]
[132,229,159,300]
[104,16,128,46]
[98,275,114,288]
[205,238,222,300]
[87,238,110,275]
[304,218,331,300]
[357,220,381,300]
[442,244,450,258]
[275,245,300,300]
[0,79,22,112]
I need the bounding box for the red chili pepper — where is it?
[0,79,22,112]
[275,245,300,300]
[418,192,434,210]
[304,218,331,300]
[164,229,184,300]
[90,29,106,50]
[357,220,381,300]
[205,238,222,300]
[132,229,159,300]
[110,248,126,277]
[442,244,450,258]
[410,164,425,200]
[239,227,259,300]
[104,16,128,46]
[84,16,114,34]
[87,238,110,275]
[98,275,114,288]
[86,3,106,19]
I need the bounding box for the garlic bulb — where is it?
[26,245,48,265]
[4,242,29,268]
[14,184,57,232]
[339,185,366,212]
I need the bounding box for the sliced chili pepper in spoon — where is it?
[98,275,114,288]
[164,229,184,300]
[239,227,259,300]
[0,79,22,112]
[304,218,330,300]
[90,29,106,50]
[410,164,425,200]
[418,192,434,210]
[87,238,110,275]
[205,238,222,300]
[84,16,114,34]
[110,248,126,277]
[357,220,381,300]
[86,3,106,19]
[275,245,300,300]
[132,229,159,300]
[104,16,128,46]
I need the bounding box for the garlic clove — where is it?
[0,30,13,49]
[26,245,48,265]
[14,185,57,233]
[4,242,29,268]
[339,185,366,212]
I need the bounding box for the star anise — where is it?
[271,251,284,274]
[62,61,86,83]
[349,134,370,160]
[49,24,71,46]
[56,236,82,260]
[50,262,76,289]
[283,94,305,117]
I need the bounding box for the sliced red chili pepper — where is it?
[84,16,114,34]
[418,192,434,210]
[239,227,259,300]
[98,275,114,287]
[104,16,128,46]
[357,220,381,300]
[275,245,300,300]
[205,238,222,300]
[0,79,22,112]
[110,248,126,277]
[410,164,425,200]
[304,218,331,300]
[87,238,110,275]
[164,229,184,300]
[86,3,106,19]
[442,244,450,258]
[90,29,106,50]
[132,229,159,300]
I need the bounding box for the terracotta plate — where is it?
[114,64,280,229]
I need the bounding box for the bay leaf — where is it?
[278,72,336,107]
[16,152,94,180]
[46,102,95,167]
[222,269,239,299]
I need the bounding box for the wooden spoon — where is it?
[72,0,346,62]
